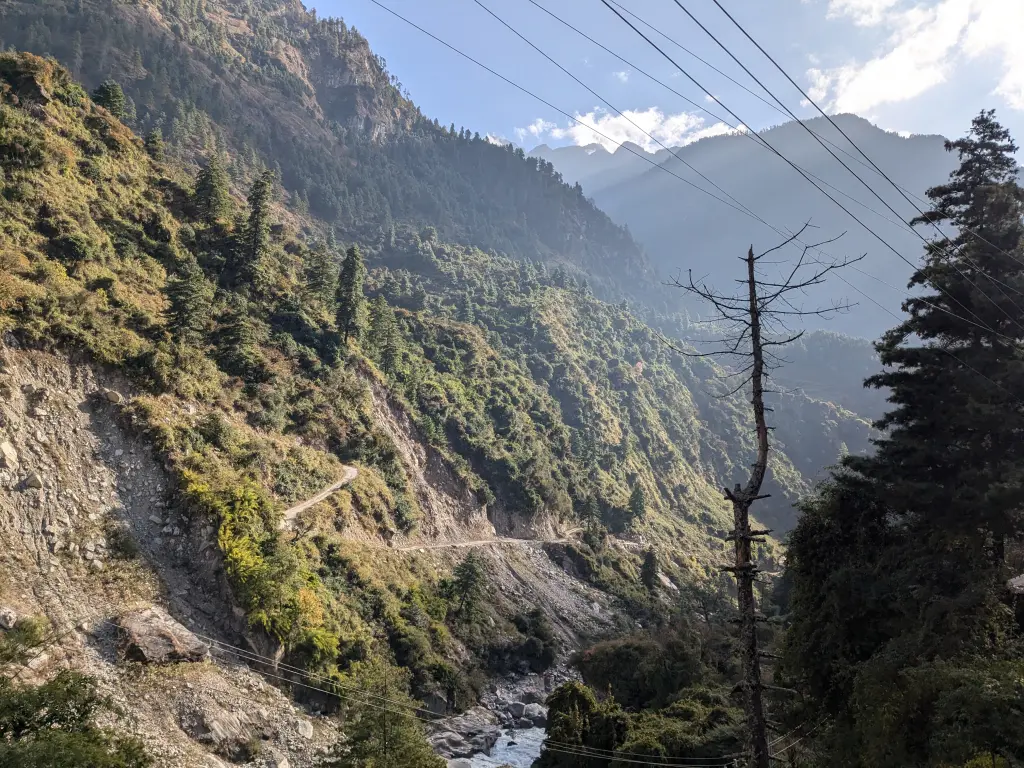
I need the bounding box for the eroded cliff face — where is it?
[0,345,338,766]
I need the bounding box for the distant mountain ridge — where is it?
[532,114,959,339]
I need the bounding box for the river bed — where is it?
[467,727,545,767]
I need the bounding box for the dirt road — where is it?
[393,528,583,551]
[278,466,358,530]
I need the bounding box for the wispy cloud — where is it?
[827,0,901,26]
[811,0,1024,112]
[612,70,630,83]
[514,118,557,143]
[516,107,735,152]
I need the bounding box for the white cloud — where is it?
[961,0,1024,108]
[827,0,901,26]
[485,133,514,146]
[613,70,630,83]
[516,107,735,152]
[811,0,1024,113]
[514,118,557,143]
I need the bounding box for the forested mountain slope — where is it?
[0,2,891,760]
[0,44,868,679]
[533,115,959,338]
[0,0,655,301]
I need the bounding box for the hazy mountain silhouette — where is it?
[532,115,960,339]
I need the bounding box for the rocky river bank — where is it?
[429,665,576,765]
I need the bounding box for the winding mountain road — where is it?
[279,473,583,551]
[393,528,583,551]
[278,466,358,530]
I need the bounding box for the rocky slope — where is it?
[0,345,335,767]
[0,342,624,766]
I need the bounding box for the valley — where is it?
[0,1,1021,767]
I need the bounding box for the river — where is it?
[467,727,545,767]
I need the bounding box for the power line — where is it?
[605,0,1024,270]
[477,0,1021,347]
[542,741,741,766]
[662,0,1024,331]
[596,0,1019,344]
[471,0,763,231]
[518,0,951,241]
[545,738,742,764]
[360,0,1020,398]
[501,0,1024,362]
[702,0,1024,273]
[359,0,760,222]
[600,0,1024,285]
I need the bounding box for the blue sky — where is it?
[309,0,1024,153]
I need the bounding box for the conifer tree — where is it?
[194,155,232,225]
[336,244,366,342]
[458,293,475,324]
[367,295,402,375]
[237,170,276,293]
[848,110,1024,563]
[451,552,486,617]
[641,547,659,591]
[783,112,1024,766]
[304,237,337,306]
[166,257,213,345]
[627,483,646,523]
[380,326,403,377]
[144,128,165,162]
[324,659,444,768]
[218,294,263,380]
[91,79,126,119]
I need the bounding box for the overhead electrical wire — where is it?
[702,0,1024,272]
[520,0,951,238]
[661,0,1024,328]
[604,0,1024,268]
[469,0,1019,345]
[360,0,1018,398]
[359,0,761,222]
[505,0,1016,335]
[471,0,768,233]
[596,0,1020,342]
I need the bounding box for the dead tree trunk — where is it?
[669,225,859,768]
[722,247,772,768]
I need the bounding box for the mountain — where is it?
[532,115,960,339]
[0,0,655,301]
[0,36,868,693]
[0,3,893,763]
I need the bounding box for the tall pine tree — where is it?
[852,110,1024,563]
[194,155,233,226]
[91,79,126,119]
[783,111,1024,766]
[165,257,213,345]
[336,244,366,343]
[235,170,276,294]
[304,236,337,306]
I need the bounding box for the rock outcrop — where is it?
[118,606,210,664]
[428,706,501,759]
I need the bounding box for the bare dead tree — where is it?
[666,224,860,768]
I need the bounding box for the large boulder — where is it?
[429,707,500,758]
[118,607,210,664]
[178,695,257,760]
[0,440,18,468]
[524,703,547,727]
